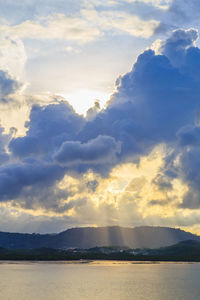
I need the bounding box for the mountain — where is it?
[0,226,199,250]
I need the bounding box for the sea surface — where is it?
[0,261,199,300]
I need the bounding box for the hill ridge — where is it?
[0,226,199,250]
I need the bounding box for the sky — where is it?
[1,0,200,234]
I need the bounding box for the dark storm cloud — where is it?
[0,158,65,201]
[80,29,200,162]
[54,135,120,166]
[9,101,85,158]
[1,28,200,211]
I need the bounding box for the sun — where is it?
[62,89,110,115]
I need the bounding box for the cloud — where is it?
[1,27,200,231]
[168,0,200,24]
[89,0,200,40]
[0,7,160,47]
[9,101,84,158]
[2,1,200,232]
[161,135,200,210]
[54,135,121,166]
[86,101,101,120]
[4,29,200,207]
[124,0,172,9]
[0,70,22,103]
[0,126,12,165]
[0,36,26,78]
[0,13,101,44]
[143,29,200,210]
[81,8,159,38]
[1,0,200,48]
[177,125,200,147]
[0,0,82,24]
[0,205,86,233]
[158,28,198,67]
[0,159,65,201]
[79,29,200,167]
[154,0,200,34]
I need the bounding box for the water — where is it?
[0,261,200,300]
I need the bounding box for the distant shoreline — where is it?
[1,239,200,262]
[0,259,199,264]
[0,255,200,262]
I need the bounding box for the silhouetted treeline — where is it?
[0,240,200,261]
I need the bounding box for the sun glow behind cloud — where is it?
[62,89,110,115]
[0,145,192,233]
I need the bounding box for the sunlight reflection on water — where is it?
[0,261,199,300]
